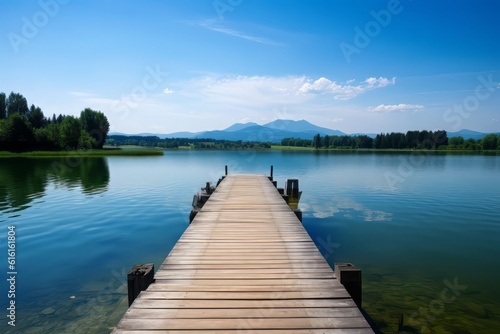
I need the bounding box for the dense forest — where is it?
[0,92,109,152]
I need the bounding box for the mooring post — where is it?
[127,263,155,306]
[286,179,300,198]
[225,165,228,176]
[334,263,362,308]
[269,165,274,181]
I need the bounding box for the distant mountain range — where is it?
[110,119,498,142]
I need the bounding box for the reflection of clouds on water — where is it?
[302,196,392,222]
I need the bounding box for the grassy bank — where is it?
[0,146,163,158]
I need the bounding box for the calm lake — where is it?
[1,150,499,333]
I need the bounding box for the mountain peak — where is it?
[262,119,344,135]
[223,122,259,132]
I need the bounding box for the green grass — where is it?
[0,146,163,158]
[271,145,315,151]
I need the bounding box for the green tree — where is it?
[0,92,6,119]
[313,134,321,149]
[46,123,62,148]
[464,138,478,150]
[323,135,330,148]
[357,135,373,148]
[448,136,464,148]
[482,134,498,150]
[78,130,95,150]
[59,116,81,149]
[0,114,34,151]
[80,108,110,149]
[6,92,29,116]
[433,130,448,148]
[27,104,46,129]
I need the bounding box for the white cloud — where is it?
[367,104,425,113]
[298,76,396,100]
[195,19,280,45]
[163,88,173,94]
[183,75,395,106]
[331,117,344,123]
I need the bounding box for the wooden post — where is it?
[335,263,362,308]
[225,165,228,176]
[286,179,299,198]
[128,263,155,306]
[205,182,213,195]
[270,165,274,181]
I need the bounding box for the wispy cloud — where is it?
[299,77,396,100]
[196,19,280,45]
[163,88,173,94]
[70,91,118,106]
[367,104,425,113]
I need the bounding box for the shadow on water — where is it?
[0,158,109,214]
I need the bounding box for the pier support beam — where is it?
[128,263,155,306]
[335,262,362,308]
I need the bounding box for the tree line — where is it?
[106,135,271,149]
[282,134,375,149]
[0,92,109,151]
[283,131,500,151]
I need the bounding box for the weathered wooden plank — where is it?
[146,284,342,292]
[137,290,351,300]
[116,318,371,330]
[130,298,357,309]
[160,262,330,268]
[123,307,364,319]
[152,279,344,286]
[113,329,375,334]
[153,272,334,280]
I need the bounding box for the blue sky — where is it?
[1,0,499,134]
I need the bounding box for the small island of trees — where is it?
[0,92,109,152]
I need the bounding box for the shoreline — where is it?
[0,148,163,158]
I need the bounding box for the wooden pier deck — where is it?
[112,174,374,333]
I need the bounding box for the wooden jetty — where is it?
[112,174,375,333]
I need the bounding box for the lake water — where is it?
[1,150,499,333]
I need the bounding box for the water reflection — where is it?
[303,196,393,222]
[0,158,109,213]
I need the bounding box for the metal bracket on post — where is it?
[334,262,362,308]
